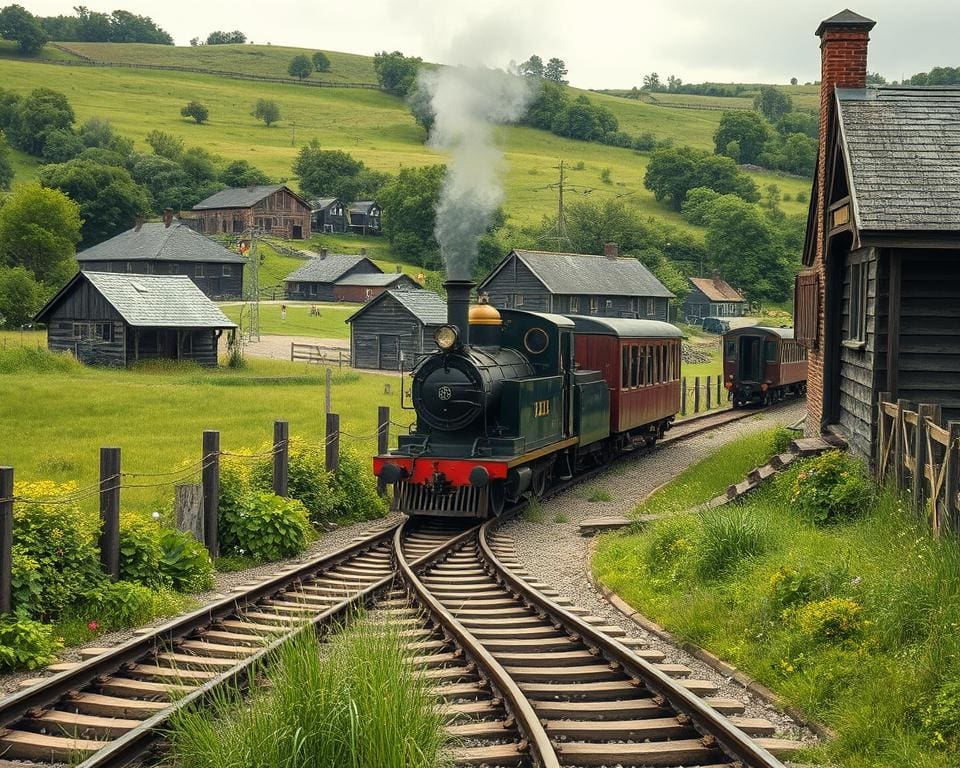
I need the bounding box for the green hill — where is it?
[0,42,811,237]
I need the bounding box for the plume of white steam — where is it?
[417,66,534,279]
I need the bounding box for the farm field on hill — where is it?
[0,54,811,233]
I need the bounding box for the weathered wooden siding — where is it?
[897,249,960,421]
[193,188,311,239]
[287,261,383,302]
[483,255,551,312]
[350,297,434,370]
[47,319,126,366]
[682,287,747,320]
[78,260,244,299]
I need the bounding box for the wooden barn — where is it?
[284,251,382,301]
[347,289,447,371]
[74,213,247,299]
[348,201,382,236]
[333,272,419,303]
[190,185,312,240]
[683,274,748,322]
[478,245,674,320]
[309,197,348,234]
[34,272,237,368]
[796,9,960,459]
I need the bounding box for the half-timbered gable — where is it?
[190,185,312,240]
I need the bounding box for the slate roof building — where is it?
[683,275,748,322]
[190,184,312,240]
[284,251,383,301]
[333,272,420,303]
[795,9,960,458]
[478,245,674,320]
[347,289,447,370]
[35,271,237,368]
[75,214,247,299]
[309,197,348,233]
[348,201,382,235]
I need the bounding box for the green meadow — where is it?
[221,301,354,338]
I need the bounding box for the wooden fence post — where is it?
[716,375,721,407]
[202,430,220,558]
[694,376,701,414]
[325,368,332,414]
[706,378,713,410]
[681,377,687,416]
[895,398,910,491]
[0,467,12,614]
[377,406,390,455]
[326,413,340,473]
[273,420,289,497]
[175,484,204,543]
[947,422,960,532]
[99,447,121,581]
[913,403,940,513]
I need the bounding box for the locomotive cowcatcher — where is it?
[723,326,808,407]
[373,279,683,517]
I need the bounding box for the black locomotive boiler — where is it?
[374,280,683,517]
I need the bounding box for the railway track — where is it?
[0,400,804,767]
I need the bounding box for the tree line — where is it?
[0,4,172,53]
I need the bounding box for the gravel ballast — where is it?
[499,400,819,744]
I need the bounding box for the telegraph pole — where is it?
[536,160,573,250]
[242,228,262,342]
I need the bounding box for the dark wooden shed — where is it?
[796,10,960,458]
[478,245,674,320]
[333,272,419,303]
[348,201,382,236]
[190,184,312,240]
[34,272,237,368]
[347,289,447,371]
[75,215,247,299]
[284,252,382,301]
[309,197,348,234]
[683,275,748,323]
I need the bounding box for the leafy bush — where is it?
[84,580,185,630]
[328,449,388,523]
[253,438,334,526]
[11,481,103,620]
[793,596,863,641]
[0,346,81,374]
[160,529,214,592]
[644,515,696,583]
[695,506,772,579]
[0,616,62,671]
[771,427,794,455]
[119,516,165,588]
[922,677,960,749]
[792,451,872,524]
[120,516,213,592]
[767,564,822,613]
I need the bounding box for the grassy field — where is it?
[0,351,414,514]
[0,51,811,234]
[221,301,354,338]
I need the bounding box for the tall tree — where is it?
[287,54,312,81]
[180,101,209,124]
[206,30,245,44]
[0,4,48,54]
[220,159,270,187]
[0,131,13,190]
[753,86,793,122]
[293,140,388,202]
[519,55,544,78]
[6,87,74,156]
[312,51,330,72]
[377,164,445,267]
[0,266,44,326]
[253,99,281,126]
[0,185,81,285]
[713,110,771,165]
[544,57,568,84]
[642,72,662,91]
[373,50,422,96]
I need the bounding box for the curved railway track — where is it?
[0,400,804,767]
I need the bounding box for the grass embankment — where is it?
[169,617,449,768]
[595,435,960,768]
[0,347,413,515]
[220,302,354,338]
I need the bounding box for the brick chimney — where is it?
[162,208,174,228]
[603,242,619,260]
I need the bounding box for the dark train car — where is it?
[723,326,807,407]
[571,316,682,449]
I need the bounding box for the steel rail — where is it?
[478,518,787,768]
[393,521,561,768]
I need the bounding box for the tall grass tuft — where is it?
[168,618,450,768]
[0,346,80,374]
[695,506,773,579]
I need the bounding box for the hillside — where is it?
[0,42,812,238]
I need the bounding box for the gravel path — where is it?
[0,513,401,696]
[500,400,819,744]
[220,333,348,361]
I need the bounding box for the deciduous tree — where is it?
[312,51,330,72]
[753,86,793,122]
[0,266,44,326]
[0,185,81,285]
[180,101,209,124]
[373,50,422,96]
[293,140,388,202]
[519,55,544,78]
[0,4,48,54]
[253,98,281,126]
[544,57,568,84]
[206,30,245,44]
[145,129,183,159]
[0,131,13,190]
[6,87,74,156]
[288,54,312,81]
[713,110,770,165]
[220,159,270,187]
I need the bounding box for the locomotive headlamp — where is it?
[434,325,458,350]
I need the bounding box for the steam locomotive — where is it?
[374,280,683,518]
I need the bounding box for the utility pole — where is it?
[536,160,573,250]
[243,228,262,342]
[291,120,296,148]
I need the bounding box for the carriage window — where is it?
[660,346,668,383]
[646,346,654,385]
[630,345,640,387]
[765,341,777,363]
[725,340,736,359]
[622,347,630,387]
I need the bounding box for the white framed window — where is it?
[569,296,579,313]
[223,265,232,277]
[589,296,598,313]
[513,294,524,307]
[605,299,613,310]
[126,262,134,273]
[846,260,868,344]
[646,298,655,316]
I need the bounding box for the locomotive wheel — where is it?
[531,467,550,499]
[488,481,506,516]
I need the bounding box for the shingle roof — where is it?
[837,87,960,232]
[688,276,746,302]
[75,221,247,264]
[36,272,237,328]
[309,197,341,210]
[285,255,381,284]
[335,273,414,287]
[480,250,674,298]
[193,184,307,210]
[349,201,380,214]
[346,288,447,325]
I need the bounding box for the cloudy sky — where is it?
[25,0,957,88]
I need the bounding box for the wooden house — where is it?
[190,185,312,240]
[74,213,247,299]
[34,272,237,368]
[683,275,748,322]
[333,272,419,303]
[347,289,447,371]
[478,245,674,320]
[348,201,382,236]
[309,197,348,234]
[796,9,960,459]
[284,251,382,301]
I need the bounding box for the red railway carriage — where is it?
[723,326,807,407]
[571,317,683,445]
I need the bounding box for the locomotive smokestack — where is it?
[445,279,474,348]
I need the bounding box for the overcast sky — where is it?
[24,0,959,88]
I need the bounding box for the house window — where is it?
[126,262,134,273]
[223,265,232,277]
[72,323,91,339]
[605,299,613,310]
[846,260,868,344]
[233,219,243,233]
[95,323,113,342]
[513,294,524,307]
[589,297,598,313]
[309,283,318,297]
[181,333,193,355]
[646,298,655,316]
[195,264,204,277]
[569,296,579,313]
